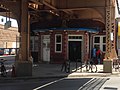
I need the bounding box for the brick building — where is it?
[0,24,19,55]
[31,28,106,64]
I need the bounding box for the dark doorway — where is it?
[69,41,82,62]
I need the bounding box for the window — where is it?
[30,36,38,52]
[93,36,106,52]
[103,45,106,51]
[34,39,38,51]
[94,37,100,43]
[69,36,82,39]
[55,34,62,53]
[103,37,106,43]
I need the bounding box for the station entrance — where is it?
[68,35,83,62]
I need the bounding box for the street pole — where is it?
[15,0,32,77]
[103,0,117,73]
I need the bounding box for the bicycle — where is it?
[0,59,7,77]
[61,60,70,73]
[79,59,97,73]
[112,58,120,72]
[86,59,97,72]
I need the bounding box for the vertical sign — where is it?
[118,22,120,36]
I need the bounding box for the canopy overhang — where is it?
[33,27,99,33]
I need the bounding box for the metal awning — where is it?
[33,27,99,33]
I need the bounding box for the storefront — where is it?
[32,28,101,63]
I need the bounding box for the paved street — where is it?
[0,56,120,90]
[0,77,108,90]
[0,55,15,75]
[0,78,60,90]
[1,77,120,90]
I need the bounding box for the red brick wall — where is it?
[50,31,65,63]
[38,30,88,64]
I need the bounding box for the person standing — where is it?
[96,47,102,64]
[91,46,97,64]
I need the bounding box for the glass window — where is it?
[69,36,72,39]
[78,36,82,39]
[69,36,82,39]
[94,44,100,50]
[103,37,106,43]
[56,35,61,43]
[30,36,39,52]
[103,45,106,51]
[55,34,62,52]
[94,37,100,43]
[56,44,61,51]
[34,39,38,51]
[93,36,106,52]
[76,36,79,39]
[73,36,76,39]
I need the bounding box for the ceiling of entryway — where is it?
[0,0,108,31]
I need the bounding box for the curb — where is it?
[0,72,120,81]
[0,74,68,81]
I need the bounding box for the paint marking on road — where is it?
[33,78,65,90]
[78,78,95,90]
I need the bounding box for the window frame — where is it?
[55,34,62,53]
[93,35,106,52]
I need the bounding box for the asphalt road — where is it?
[0,77,108,90]
[0,55,15,66]
[0,55,15,76]
[0,78,90,90]
[0,78,58,90]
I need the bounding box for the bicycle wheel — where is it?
[116,62,120,72]
[117,63,120,72]
[112,61,116,71]
[113,61,120,72]
[1,66,7,77]
[91,64,97,72]
[85,63,91,72]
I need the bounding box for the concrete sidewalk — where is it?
[1,63,120,79]
[32,64,120,90]
[32,63,120,78]
[100,77,120,90]
[0,63,120,90]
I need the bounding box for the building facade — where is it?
[0,24,19,55]
[31,29,106,64]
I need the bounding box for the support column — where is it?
[104,0,117,73]
[15,0,32,76]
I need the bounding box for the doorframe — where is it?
[41,35,50,62]
[68,35,83,61]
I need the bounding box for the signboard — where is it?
[118,22,120,36]
[4,21,11,29]
[118,49,120,57]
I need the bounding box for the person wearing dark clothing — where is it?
[91,47,97,64]
[96,48,102,64]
